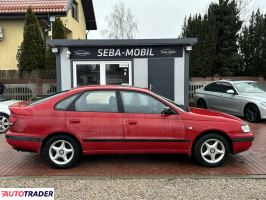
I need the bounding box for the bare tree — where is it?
[101,2,138,39]
[237,0,256,25]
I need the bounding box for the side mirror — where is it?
[226,89,235,95]
[161,107,174,115]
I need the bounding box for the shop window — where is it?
[105,64,129,85]
[72,1,79,21]
[76,64,100,86]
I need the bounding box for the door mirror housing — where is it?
[161,107,174,115]
[226,89,235,95]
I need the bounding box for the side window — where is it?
[121,91,166,114]
[204,83,220,92]
[219,83,235,93]
[74,91,118,112]
[72,1,79,21]
[55,93,79,110]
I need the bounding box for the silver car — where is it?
[194,80,266,122]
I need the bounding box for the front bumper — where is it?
[5,131,43,153]
[231,132,254,154]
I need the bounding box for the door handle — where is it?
[69,119,80,124]
[126,120,137,125]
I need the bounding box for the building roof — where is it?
[0,0,97,30]
[48,38,198,47]
[0,0,69,14]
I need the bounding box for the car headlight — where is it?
[241,124,250,133]
[261,102,266,107]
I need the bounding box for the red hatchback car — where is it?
[6,86,254,168]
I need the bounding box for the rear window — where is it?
[28,91,68,106]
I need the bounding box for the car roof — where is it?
[70,85,150,92]
[211,80,256,84]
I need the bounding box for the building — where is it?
[0,0,97,70]
[48,38,197,106]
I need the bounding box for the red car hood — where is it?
[183,107,243,122]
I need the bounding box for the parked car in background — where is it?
[194,80,266,122]
[0,95,21,133]
[6,86,253,168]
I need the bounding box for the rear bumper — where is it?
[231,133,254,154]
[5,131,43,153]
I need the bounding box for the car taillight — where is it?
[9,115,18,126]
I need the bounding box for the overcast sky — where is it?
[88,0,266,39]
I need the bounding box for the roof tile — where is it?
[0,0,69,14]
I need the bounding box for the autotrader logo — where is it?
[0,188,54,200]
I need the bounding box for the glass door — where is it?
[105,61,132,86]
[73,61,132,87]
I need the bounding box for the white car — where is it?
[194,80,266,122]
[0,95,21,133]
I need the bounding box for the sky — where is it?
[88,0,266,39]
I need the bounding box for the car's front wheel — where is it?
[193,134,229,167]
[244,104,260,123]
[43,135,81,168]
[0,113,9,133]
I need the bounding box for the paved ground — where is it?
[0,177,265,199]
[0,122,265,177]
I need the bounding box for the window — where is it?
[204,83,220,92]
[121,91,166,114]
[55,93,79,110]
[74,91,118,112]
[76,64,100,86]
[106,64,129,85]
[234,82,266,93]
[29,91,68,106]
[72,1,78,21]
[219,82,235,93]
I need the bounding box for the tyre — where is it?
[193,134,229,167]
[43,135,81,168]
[0,113,9,133]
[244,104,260,123]
[197,99,207,109]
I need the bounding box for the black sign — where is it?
[69,46,183,59]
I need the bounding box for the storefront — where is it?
[48,38,197,106]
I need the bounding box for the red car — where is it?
[5,86,254,168]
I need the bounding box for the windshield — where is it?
[234,82,266,93]
[153,92,189,112]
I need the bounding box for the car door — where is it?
[215,82,242,115]
[65,90,123,151]
[119,90,186,152]
[203,82,222,110]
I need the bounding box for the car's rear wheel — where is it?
[44,135,81,168]
[193,134,229,167]
[0,113,9,133]
[244,104,260,122]
[197,99,207,109]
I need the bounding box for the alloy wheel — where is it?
[49,140,74,165]
[245,105,260,122]
[200,139,225,164]
[0,115,9,133]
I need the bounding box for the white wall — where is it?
[133,58,148,88]
[60,48,72,91]
[174,56,185,104]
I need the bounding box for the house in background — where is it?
[0,0,97,70]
